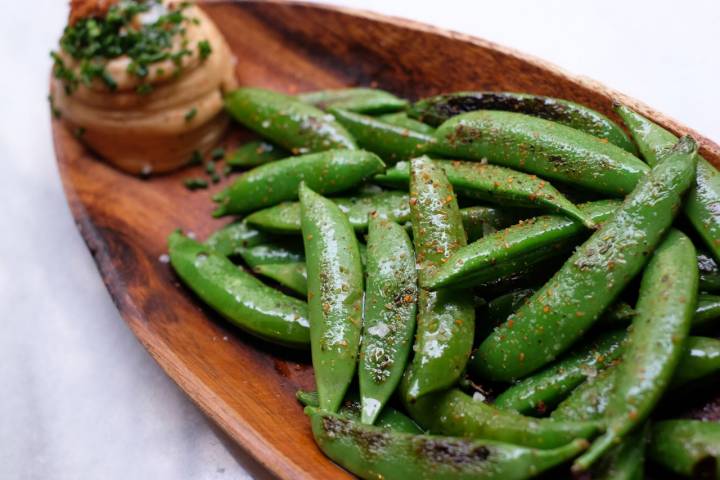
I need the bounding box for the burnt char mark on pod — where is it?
[416,437,491,467]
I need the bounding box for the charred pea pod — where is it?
[237,241,304,268]
[226,140,290,168]
[297,390,423,434]
[551,336,720,422]
[474,137,698,382]
[494,330,626,416]
[648,420,720,479]
[300,184,364,412]
[574,229,698,470]
[307,407,588,480]
[204,220,272,257]
[213,149,385,216]
[426,200,618,290]
[401,387,600,449]
[253,262,308,297]
[246,191,410,234]
[591,425,648,480]
[377,112,436,135]
[409,91,637,153]
[167,232,310,348]
[297,87,408,114]
[430,111,649,196]
[329,108,434,162]
[375,160,593,226]
[616,104,720,264]
[224,88,357,153]
[403,157,475,400]
[360,216,417,424]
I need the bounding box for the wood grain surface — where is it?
[52,1,720,478]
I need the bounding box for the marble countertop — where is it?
[2,1,717,478]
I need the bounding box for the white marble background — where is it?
[1,1,718,479]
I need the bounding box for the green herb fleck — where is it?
[211,147,225,160]
[184,177,208,190]
[205,160,216,175]
[73,127,86,138]
[189,150,203,165]
[185,107,198,122]
[198,40,212,60]
[136,83,154,95]
[48,94,62,118]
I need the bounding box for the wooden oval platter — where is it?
[52,1,720,478]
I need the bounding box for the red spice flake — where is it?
[454,319,464,326]
[507,319,514,328]
[403,295,413,303]
[543,305,551,313]
[409,197,418,206]
[69,0,118,25]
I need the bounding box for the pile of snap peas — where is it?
[168,86,720,479]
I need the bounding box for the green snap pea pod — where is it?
[253,262,308,297]
[204,220,272,257]
[459,206,530,242]
[430,111,649,196]
[669,335,720,387]
[297,390,423,434]
[579,295,719,332]
[375,160,593,226]
[694,294,720,332]
[307,407,588,480]
[237,241,304,268]
[616,104,720,264]
[699,252,720,292]
[474,137,698,382]
[404,157,475,400]
[245,191,410,234]
[213,149,385,216]
[591,425,647,480]
[247,195,516,240]
[409,91,637,153]
[225,87,356,153]
[485,288,536,325]
[360,216,417,424]
[648,420,720,479]
[297,87,408,114]
[329,108,434,162]
[596,302,637,327]
[167,232,309,348]
[226,140,289,168]
[300,184,364,412]
[377,112,436,135]
[426,200,618,290]
[494,330,626,416]
[401,386,600,449]
[552,336,720,422]
[574,229,698,470]
[486,287,635,332]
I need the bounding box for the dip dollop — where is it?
[51,0,236,175]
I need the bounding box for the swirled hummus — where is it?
[51,0,237,175]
